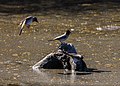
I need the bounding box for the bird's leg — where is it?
[27,25,30,29]
[63,62,68,74]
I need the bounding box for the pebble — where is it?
[18,46,22,48]
[71,29,74,31]
[105,64,113,67]
[12,54,19,57]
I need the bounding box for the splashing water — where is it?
[70,73,76,84]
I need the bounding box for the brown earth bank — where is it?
[0,0,120,14]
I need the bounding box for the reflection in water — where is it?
[32,69,52,84]
[32,68,79,86]
[70,73,76,84]
[32,68,76,85]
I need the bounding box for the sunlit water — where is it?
[0,2,120,85]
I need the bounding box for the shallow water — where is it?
[0,2,120,86]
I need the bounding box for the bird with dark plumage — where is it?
[48,30,71,43]
[18,16,38,35]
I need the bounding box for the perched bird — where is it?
[48,30,71,43]
[18,16,38,35]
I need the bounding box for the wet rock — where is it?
[33,53,64,69]
[73,55,87,71]
[33,43,87,71]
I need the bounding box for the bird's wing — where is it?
[48,34,65,41]
[19,20,26,35]
[18,16,32,27]
[54,34,66,40]
[25,16,33,21]
[26,16,32,19]
[18,20,23,27]
[19,29,23,35]
[21,20,26,29]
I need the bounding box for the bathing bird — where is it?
[18,16,38,35]
[48,30,71,43]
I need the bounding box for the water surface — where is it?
[0,2,120,86]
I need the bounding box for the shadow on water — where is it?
[58,72,92,75]
[87,68,111,73]
[0,0,120,15]
[58,68,111,75]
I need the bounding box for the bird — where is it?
[48,30,71,43]
[18,16,39,35]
